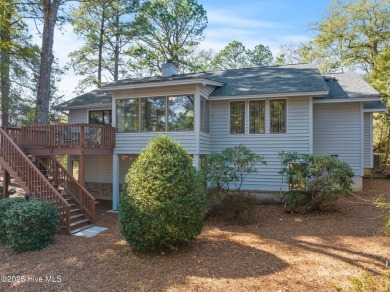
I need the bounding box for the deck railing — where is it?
[21,124,115,150]
[1,127,21,145]
[0,127,71,233]
[36,156,96,223]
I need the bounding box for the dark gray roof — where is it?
[57,64,382,110]
[364,100,387,111]
[324,72,381,99]
[55,90,112,109]
[104,63,329,96]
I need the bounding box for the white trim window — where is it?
[88,109,112,126]
[249,100,265,134]
[230,101,245,134]
[270,99,287,134]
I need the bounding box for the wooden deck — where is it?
[20,124,115,155]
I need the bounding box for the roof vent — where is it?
[162,59,179,78]
[323,75,337,81]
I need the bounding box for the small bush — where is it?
[279,152,354,214]
[203,145,266,222]
[120,136,205,251]
[4,200,58,252]
[0,198,25,243]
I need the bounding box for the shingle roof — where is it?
[104,63,330,96]
[324,72,381,99]
[55,90,112,109]
[364,100,387,111]
[57,64,382,110]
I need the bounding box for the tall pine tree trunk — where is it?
[0,0,11,198]
[35,0,60,124]
[97,8,106,86]
[113,14,119,81]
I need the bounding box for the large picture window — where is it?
[249,100,265,134]
[230,101,245,134]
[142,97,166,132]
[116,99,139,132]
[168,95,194,131]
[116,95,195,133]
[270,99,286,133]
[89,110,112,126]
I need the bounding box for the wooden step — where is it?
[70,213,86,223]
[70,218,90,230]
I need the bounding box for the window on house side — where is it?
[270,100,286,134]
[89,110,112,126]
[249,100,265,134]
[230,101,245,134]
[201,98,209,133]
[141,97,166,132]
[168,95,194,131]
[116,99,139,132]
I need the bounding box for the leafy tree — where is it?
[132,0,207,71]
[213,41,250,70]
[213,41,273,70]
[69,0,139,90]
[248,44,273,67]
[278,152,354,214]
[311,0,390,73]
[182,48,216,73]
[120,135,205,250]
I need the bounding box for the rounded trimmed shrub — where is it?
[0,198,25,243]
[4,200,58,252]
[119,135,205,250]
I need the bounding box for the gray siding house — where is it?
[56,63,385,210]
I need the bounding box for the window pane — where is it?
[116,99,139,132]
[103,110,112,126]
[201,98,209,133]
[168,95,194,131]
[230,101,245,134]
[270,100,286,133]
[89,111,103,124]
[249,100,265,134]
[142,97,166,132]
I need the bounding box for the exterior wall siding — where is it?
[114,132,196,154]
[210,96,310,191]
[68,109,88,123]
[313,103,362,176]
[199,132,211,153]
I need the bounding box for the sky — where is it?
[43,0,332,101]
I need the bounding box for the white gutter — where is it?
[102,78,224,91]
[208,91,329,101]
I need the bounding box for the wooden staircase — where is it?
[35,156,96,233]
[0,127,96,235]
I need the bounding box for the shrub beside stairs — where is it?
[0,127,95,234]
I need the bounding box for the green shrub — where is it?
[4,200,58,252]
[119,135,205,250]
[202,145,265,222]
[203,145,266,194]
[279,152,354,214]
[0,198,25,243]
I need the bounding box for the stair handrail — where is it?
[0,127,71,233]
[36,157,96,223]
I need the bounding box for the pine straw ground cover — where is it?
[1,178,390,292]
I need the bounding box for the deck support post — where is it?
[2,168,9,198]
[112,154,120,211]
[79,154,85,187]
